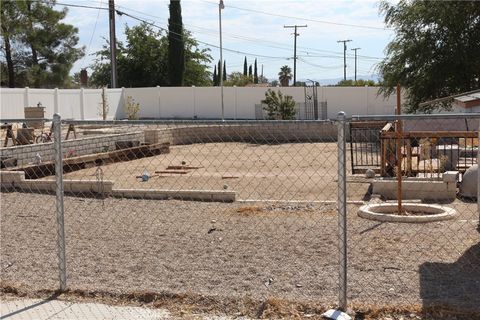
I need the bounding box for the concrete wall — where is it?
[1,86,398,120]
[1,122,336,166]
[0,132,144,166]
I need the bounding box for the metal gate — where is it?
[349,121,386,174]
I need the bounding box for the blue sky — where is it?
[60,0,396,84]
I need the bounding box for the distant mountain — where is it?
[298,74,382,86]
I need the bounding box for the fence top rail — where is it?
[349,113,480,121]
[59,119,334,125]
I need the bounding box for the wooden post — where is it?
[396,84,403,214]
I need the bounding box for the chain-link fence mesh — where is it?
[347,115,480,318]
[1,114,479,319]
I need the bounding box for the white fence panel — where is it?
[124,87,160,119]
[158,87,194,119]
[0,88,25,118]
[235,87,269,119]
[83,89,102,120]
[108,89,123,120]
[58,89,81,119]
[29,89,55,118]
[195,87,222,119]
[1,86,401,120]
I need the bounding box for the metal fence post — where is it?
[478,120,480,233]
[53,113,67,290]
[337,111,347,310]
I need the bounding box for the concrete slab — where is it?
[0,298,253,320]
[0,298,171,320]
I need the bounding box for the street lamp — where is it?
[219,0,225,121]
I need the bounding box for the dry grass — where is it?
[235,206,265,216]
[2,283,478,320]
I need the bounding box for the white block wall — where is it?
[1,86,401,121]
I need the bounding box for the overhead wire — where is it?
[54,1,290,60]
[115,3,386,61]
[80,0,104,69]
[55,1,384,75]
[200,0,393,31]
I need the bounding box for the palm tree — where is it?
[278,65,292,87]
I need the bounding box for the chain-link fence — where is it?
[1,113,479,319]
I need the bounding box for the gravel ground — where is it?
[53,142,368,201]
[1,192,479,317]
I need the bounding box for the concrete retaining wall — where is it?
[372,178,457,201]
[0,171,114,194]
[145,122,337,145]
[0,171,235,202]
[2,122,336,167]
[0,132,144,166]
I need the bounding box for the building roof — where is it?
[454,92,480,103]
[454,92,480,108]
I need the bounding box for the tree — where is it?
[0,0,84,88]
[248,65,252,78]
[378,0,480,113]
[254,58,258,84]
[168,0,185,86]
[223,71,252,87]
[243,56,248,76]
[278,65,292,87]
[183,34,213,86]
[90,23,212,87]
[258,75,269,84]
[269,80,279,87]
[212,64,218,86]
[336,79,376,86]
[0,0,21,87]
[223,60,226,82]
[261,89,297,120]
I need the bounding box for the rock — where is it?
[365,169,375,178]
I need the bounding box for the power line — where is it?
[80,0,104,69]
[54,1,288,60]
[200,0,392,31]
[60,1,385,63]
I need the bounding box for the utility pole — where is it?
[351,47,360,82]
[284,24,307,86]
[337,39,352,81]
[219,0,225,120]
[108,0,117,88]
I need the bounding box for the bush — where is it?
[124,96,140,120]
[261,89,296,120]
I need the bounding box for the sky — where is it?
[58,0,396,84]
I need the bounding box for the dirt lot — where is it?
[1,191,479,318]
[55,142,368,201]
[2,141,480,318]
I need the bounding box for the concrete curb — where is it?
[1,172,235,202]
[358,203,458,223]
[112,188,236,202]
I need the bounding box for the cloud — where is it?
[61,0,392,80]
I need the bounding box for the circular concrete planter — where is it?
[358,203,457,223]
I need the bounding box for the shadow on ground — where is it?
[419,242,480,314]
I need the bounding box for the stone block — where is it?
[443,171,459,183]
